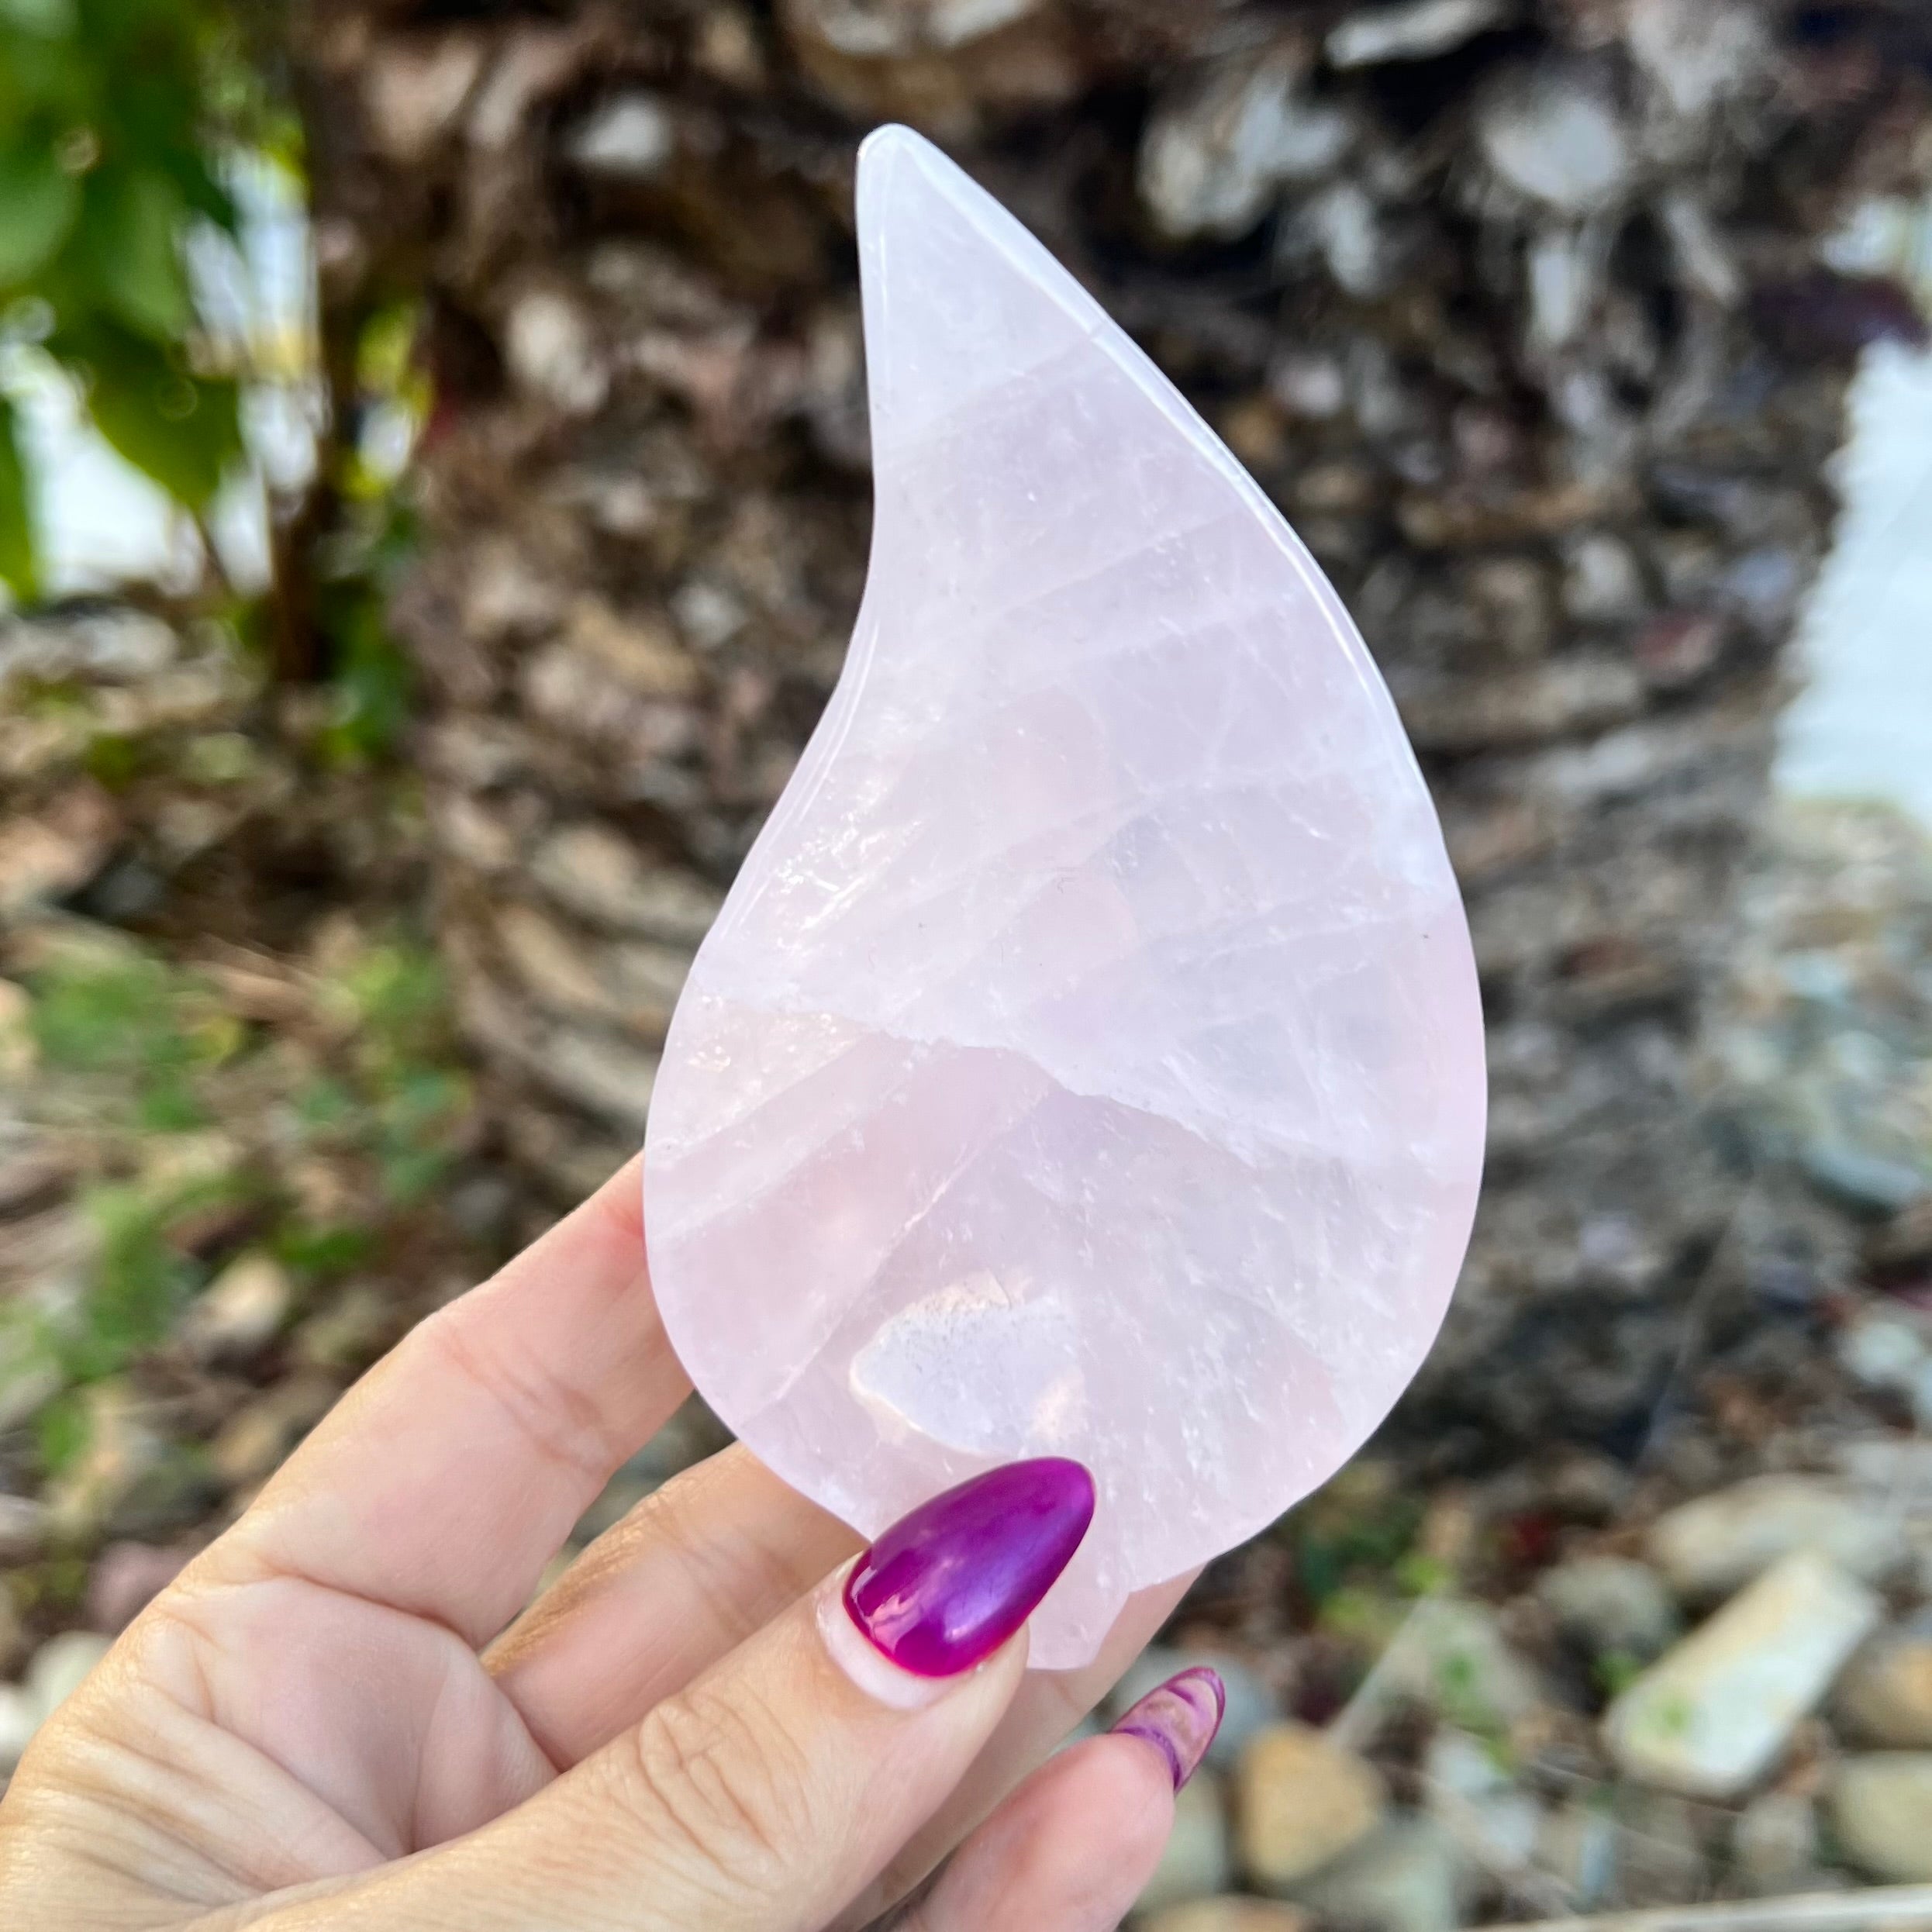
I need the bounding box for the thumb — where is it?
[275,1459,1094,1932]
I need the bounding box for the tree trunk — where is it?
[292,0,1930,1445]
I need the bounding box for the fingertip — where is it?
[1109,1663,1225,1790]
[902,1730,1175,1931]
[1064,1726,1181,1842]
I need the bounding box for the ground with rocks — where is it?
[1,603,1929,1932]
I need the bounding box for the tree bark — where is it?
[292,0,1931,1444]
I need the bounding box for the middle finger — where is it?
[485,1443,859,1765]
[488,1438,1192,1902]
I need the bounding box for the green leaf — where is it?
[82,166,191,341]
[0,394,35,599]
[0,145,81,288]
[72,324,239,509]
[0,0,77,36]
[35,1391,88,1473]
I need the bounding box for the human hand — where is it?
[0,1158,1216,1930]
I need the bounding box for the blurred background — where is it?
[2,2,1932,1925]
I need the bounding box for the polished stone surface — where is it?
[645,125,1485,1668]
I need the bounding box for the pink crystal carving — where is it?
[644,125,1485,1669]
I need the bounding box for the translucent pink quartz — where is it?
[644,126,1485,1669]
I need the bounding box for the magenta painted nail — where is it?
[843,1458,1095,1678]
[1110,1665,1226,1790]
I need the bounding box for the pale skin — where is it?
[0,1157,1195,1930]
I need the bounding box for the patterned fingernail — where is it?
[1110,1665,1226,1790]
[840,1458,1095,1678]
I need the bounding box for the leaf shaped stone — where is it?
[643,125,1486,1669]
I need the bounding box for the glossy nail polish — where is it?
[1110,1665,1226,1790]
[843,1458,1095,1678]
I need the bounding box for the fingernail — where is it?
[841,1458,1095,1678]
[1110,1665,1226,1790]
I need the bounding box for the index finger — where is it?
[214,1157,692,1646]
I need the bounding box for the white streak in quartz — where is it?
[643,125,1486,1668]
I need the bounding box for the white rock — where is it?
[465,29,585,152]
[505,288,609,416]
[1603,1551,1879,1799]
[1141,55,1353,240]
[1562,533,1647,624]
[1269,352,1348,421]
[1478,73,1630,215]
[1140,1769,1235,1913]
[0,609,178,687]
[669,578,747,650]
[0,1683,38,1775]
[1648,1475,1896,1597]
[532,823,724,940]
[1327,0,1506,69]
[1526,226,1602,355]
[1290,1816,1468,1932]
[181,1253,293,1362]
[565,94,676,179]
[1838,1312,1928,1392]
[460,539,564,644]
[1423,1729,1541,1872]
[26,1630,112,1723]
[1537,1554,1679,1662]
[1306,181,1387,298]
[1658,191,1741,306]
[1624,0,1767,122]
[362,35,482,163]
[785,0,1044,59]
[1366,1598,1544,1736]
[1840,1436,1932,1493]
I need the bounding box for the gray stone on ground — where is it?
[1237,1722,1385,1893]
[26,1630,112,1718]
[0,1494,47,1566]
[1647,1475,1895,1598]
[1837,1310,1931,1396]
[1610,1789,1709,1907]
[3,1629,115,1770]
[1289,1814,1468,1932]
[1537,1554,1680,1662]
[1837,1622,1932,1747]
[1353,1598,1543,1740]
[1421,1729,1540,1873]
[1732,1790,1818,1894]
[1137,1768,1233,1914]
[1536,1799,1618,1908]
[1326,0,1505,69]
[1831,1754,1932,1882]
[0,1685,36,1776]
[1143,1900,1312,1932]
[1604,1551,1879,1799]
